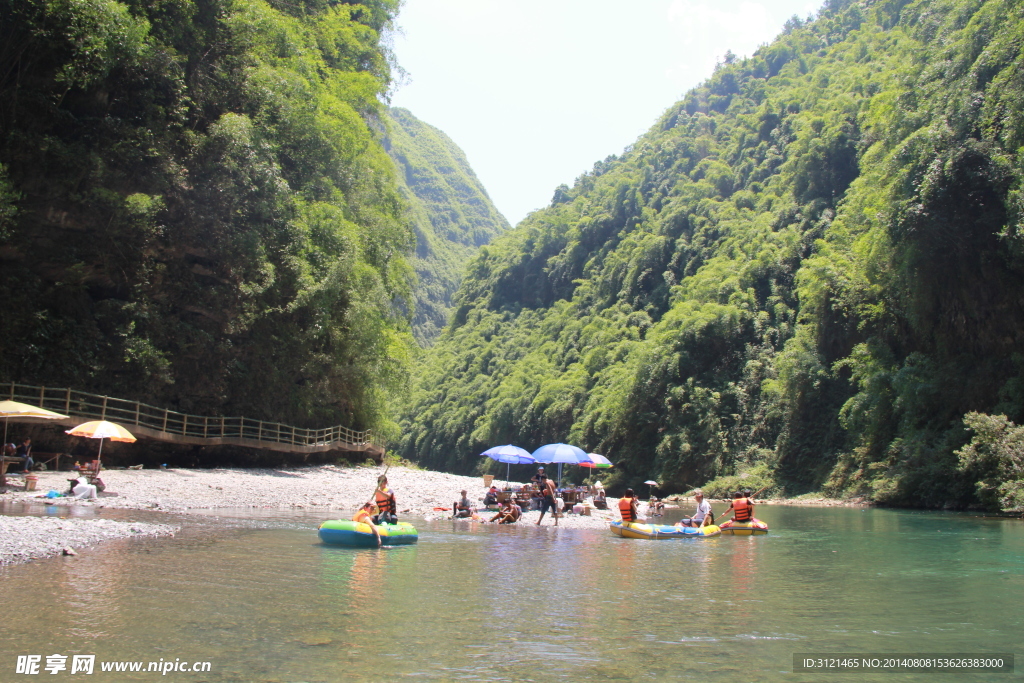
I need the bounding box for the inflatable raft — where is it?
[718,518,768,535]
[609,521,721,539]
[318,520,419,547]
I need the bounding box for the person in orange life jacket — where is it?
[618,488,639,523]
[372,474,398,525]
[676,489,713,528]
[454,489,473,518]
[353,502,382,547]
[723,490,754,523]
[535,476,559,526]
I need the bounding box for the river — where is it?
[0,504,1020,681]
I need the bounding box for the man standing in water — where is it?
[372,474,398,525]
[535,476,559,526]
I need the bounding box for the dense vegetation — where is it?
[0,0,415,433]
[400,0,1024,509]
[384,108,510,345]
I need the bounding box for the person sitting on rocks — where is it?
[489,497,521,524]
[454,489,474,518]
[67,477,97,500]
[592,484,607,509]
[16,438,33,473]
[648,495,664,516]
[483,486,499,506]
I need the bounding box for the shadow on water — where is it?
[0,504,1021,681]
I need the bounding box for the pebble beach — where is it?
[0,465,637,564]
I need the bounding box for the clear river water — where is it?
[0,503,1021,682]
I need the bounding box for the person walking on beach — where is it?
[535,476,559,526]
[373,474,398,525]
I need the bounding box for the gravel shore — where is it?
[0,516,178,566]
[1,466,625,529]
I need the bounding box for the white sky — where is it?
[389,0,821,227]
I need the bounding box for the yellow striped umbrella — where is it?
[0,400,69,446]
[65,420,136,465]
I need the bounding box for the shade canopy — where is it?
[66,421,137,442]
[579,453,613,469]
[644,480,659,486]
[0,401,69,420]
[480,444,535,465]
[0,400,69,447]
[531,443,590,465]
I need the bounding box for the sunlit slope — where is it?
[384,108,511,345]
[399,0,1024,507]
[0,0,413,433]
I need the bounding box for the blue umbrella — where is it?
[481,445,535,487]
[531,443,592,487]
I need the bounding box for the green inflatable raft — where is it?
[317,519,419,547]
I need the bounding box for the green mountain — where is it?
[384,108,510,345]
[0,0,413,434]
[399,0,1024,509]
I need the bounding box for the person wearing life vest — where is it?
[353,502,382,546]
[618,488,639,524]
[373,475,398,525]
[723,490,754,523]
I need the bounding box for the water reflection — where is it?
[0,506,1021,682]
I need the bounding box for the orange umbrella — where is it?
[65,420,136,465]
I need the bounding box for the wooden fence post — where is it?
[65,388,71,414]
[101,396,107,420]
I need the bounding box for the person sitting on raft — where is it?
[454,489,474,518]
[354,502,382,547]
[373,475,398,525]
[618,488,639,524]
[675,489,712,528]
[489,497,521,524]
[722,489,754,524]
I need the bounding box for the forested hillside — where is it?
[400,0,1024,509]
[0,0,413,433]
[384,108,510,345]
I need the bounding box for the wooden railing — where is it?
[5,382,384,454]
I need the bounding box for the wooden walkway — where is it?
[4,383,384,457]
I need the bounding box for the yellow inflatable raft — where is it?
[609,521,721,539]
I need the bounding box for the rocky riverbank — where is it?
[0,465,622,529]
[0,516,178,566]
